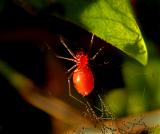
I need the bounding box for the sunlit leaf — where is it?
[56,0,147,65]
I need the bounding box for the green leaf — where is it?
[56,0,148,65]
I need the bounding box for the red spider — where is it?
[57,35,104,99]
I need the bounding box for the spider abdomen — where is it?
[73,66,94,96]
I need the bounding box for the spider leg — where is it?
[66,64,77,74]
[90,34,95,48]
[56,56,77,74]
[68,73,85,105]
[90,46,105,61]
[60,36,76,58]
[88,34,95,55]
[56,55,76,62]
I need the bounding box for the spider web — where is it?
[65,95,147,134]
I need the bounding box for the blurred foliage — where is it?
[0,0,4,12]
[104,88,127,117]
[149,127,160,134]
[105,41,160,117]
[27,0,48,9]
[0,60,31,91]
